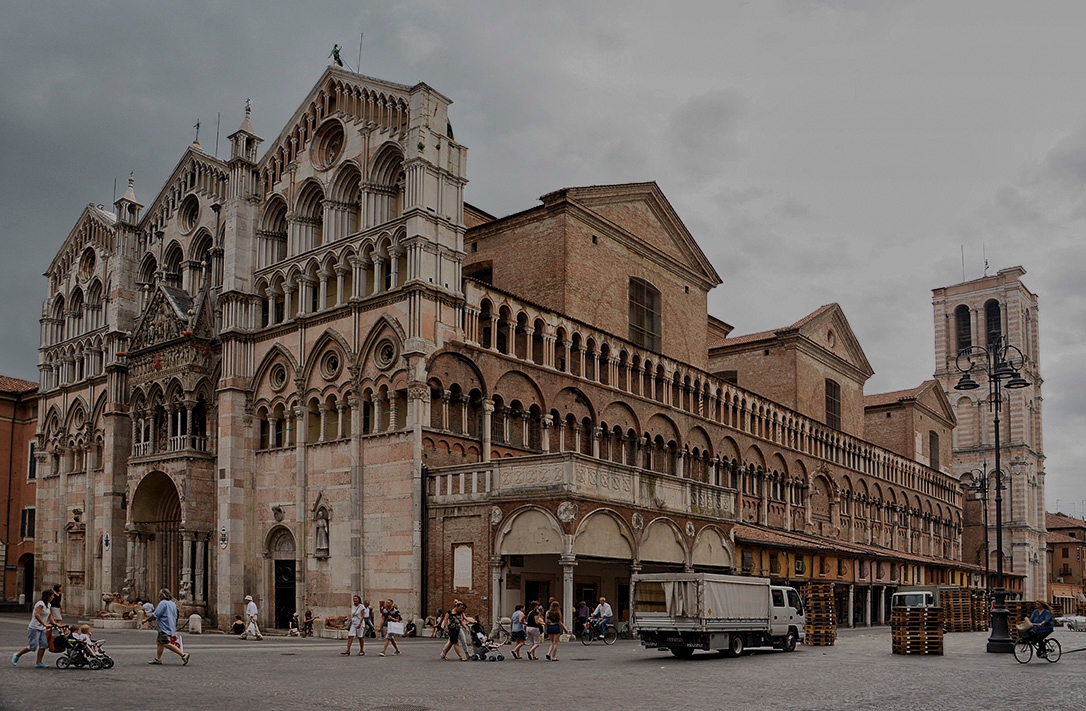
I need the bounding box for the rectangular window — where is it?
[794,557,806,575]
[453,543,473,589]
[1063,548,1070,559]
[27,442,36,480]
[20,507,35,538]
[629,278,661,352]
[769,553,780,574]
[741,550,754,573]
[929,431,940,470]
[825,379,841,430]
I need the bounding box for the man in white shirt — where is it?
[590,597,613,639]
[240,595,263,640]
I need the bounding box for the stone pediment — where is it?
[46,204,117,282]
[129,284,213,352]
[541,182,722,290]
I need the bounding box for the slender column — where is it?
[388,394,398,430]
[560,554,576,640]
[848,584,855,628]
[864,586,872,627]
[373,256,385,293]
[318,270,329,309]
[441,390,451,430]
[318,406,328,442]
[335,266,347,306]
[592,427,601,459]
[282,283,294,320]
[878,587,886,625]
[490,556,503,632]
[541,416,552,453]
[124,530,137,599]
[482,400,494,462]
[337,404,347,439]
[181,531,194,601]
[195,535,207,604]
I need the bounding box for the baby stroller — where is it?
[52,626,115,670]
[467,621,505,661]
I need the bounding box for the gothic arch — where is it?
[493,370,545,411]
[301,328,354,386]
[356,314,408,373]
[426,351,487,398]
[599,401,641,434]
[252,344,300,396]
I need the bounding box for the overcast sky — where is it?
[1,1,1083,512]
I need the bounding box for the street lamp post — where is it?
[954,332,1029,654]
[964,465,991,598]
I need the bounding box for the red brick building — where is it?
[1,375,37,609]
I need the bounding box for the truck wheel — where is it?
[669,647,694,659]
[781,631,797,653]
[726,634,744,657]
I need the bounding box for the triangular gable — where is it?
[257,67,431,178]
[138,147,228,233]
[46,204,117,279]
[541,182,722,290]
[129,283,212,352]
[913,380,956,427]
[788,304,874,380]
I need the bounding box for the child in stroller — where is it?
[467,620,505,661]
[56,625,114,669]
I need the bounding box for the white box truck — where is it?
[632,572,805,658]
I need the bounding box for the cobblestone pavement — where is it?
[2,614,1085,711]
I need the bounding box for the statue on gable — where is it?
[329,44,343,68]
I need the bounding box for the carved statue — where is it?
[329,44,343,68]
[315,508,330,556]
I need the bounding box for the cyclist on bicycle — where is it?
[1021,600,1054,656]
[589,597,613,639]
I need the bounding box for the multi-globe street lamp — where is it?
[964,465,993,598]
[954,332,1029,654]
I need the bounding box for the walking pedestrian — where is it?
[343,594,365,656]
[12,589,54,668]
[524,600,543,661]
[147,588,189,665]
[510,603,527,659]
[49,583,64,624]
[544,601,567,661]
[363,600,374,638]
[577,600,590,636]
[240,594,263,640]
[440,602,467,661]
[379,599,402,656]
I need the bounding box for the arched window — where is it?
[985,300,1002,345]
[954,304,971,354]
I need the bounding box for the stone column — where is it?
[878,587,885,625]
[847,584,855,628]
[282,283,294,320]
[441,390,451,431]
[864,586,872,627]
[318,269,329,310]
[195,535,207,604]
[541,415,552,453]
[373,256,385,293]
[181,531,195,602]
[490,556,504,632]
[337,404,347,439]
[560,554,577,639]
[318,405,328,442]
[482,400,494,462]
[124,529,137,598]
[591,427,601,459]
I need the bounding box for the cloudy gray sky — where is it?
[2,1,1083,512]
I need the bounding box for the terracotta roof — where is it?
[1046,532,1082,545]
[1047,511,1086,530]
[708,304,837,351]
[733,522,986,572]
[0,375,37,394]
[863,380,936,409]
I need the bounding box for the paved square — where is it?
[2,615,1084,710]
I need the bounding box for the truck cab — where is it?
[891,590,936,609]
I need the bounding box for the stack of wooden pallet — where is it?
[1006,600,1034,642]
[939,588,973,633]
[971,591,989,632]
[801,582,836,646]
[891,607,944,655]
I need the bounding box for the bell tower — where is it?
[932,266,1046,601]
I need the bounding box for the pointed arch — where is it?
[640,517,688,565]
[494,506,564,555]
[573,509,635,560]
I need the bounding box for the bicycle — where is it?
[1013,636,1061,664]
[488,619,512,645]
[580,620,618,645]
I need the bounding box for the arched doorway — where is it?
[129,471,182,600]
[267,528,296,628]
[17,553,34,609]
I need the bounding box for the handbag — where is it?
[387,621,405,636]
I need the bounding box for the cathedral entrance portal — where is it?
[128,471,182,601]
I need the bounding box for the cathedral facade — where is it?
[35,67,978,630]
